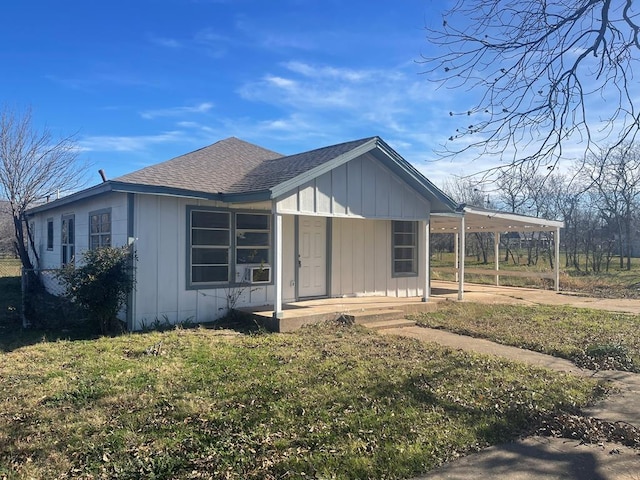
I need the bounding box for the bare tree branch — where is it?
[422,0,640,173]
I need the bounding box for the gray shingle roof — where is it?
[227,137,375,193]
[114,136,376,195]
[114,137,283,194]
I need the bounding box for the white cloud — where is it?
[79,131,186,152]
[148,35,182,49]
[140,102,214,120]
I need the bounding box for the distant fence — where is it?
[21,268,87,329]
[0,259,21,278]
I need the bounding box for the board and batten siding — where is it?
[131,195,293,330]
[330,218,425,298]
[33,191,129,270]
[275,153,431,220]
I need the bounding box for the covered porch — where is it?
[430,206,565,300]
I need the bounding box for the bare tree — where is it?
[0,106,86,271]
[442,176,494,264]
[424,0,640,173]
[0,200,13,255]
[580,143,640,270]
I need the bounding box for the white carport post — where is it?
[422,220,430,301]
[454,233,459,283]
[458,215,465,300]
[494,231,500,286]
[554,226,560,292]
[273,212,283,319]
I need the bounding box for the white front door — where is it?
[298,216,327,298]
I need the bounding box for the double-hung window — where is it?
[190,210,231,284]
[61,214,75,266]
[392,221,418,276]
[89,209,112,249]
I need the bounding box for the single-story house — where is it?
[26,136,462,330]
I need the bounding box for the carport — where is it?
[430,206,564,300]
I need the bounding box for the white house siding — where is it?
[330,218,425,298]
[28,192,129,294]
[32,191,129,270]
[131,195,290,330]
[275,153,431,219]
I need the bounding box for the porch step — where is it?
[344,309,416,330]
[360,318,417,330]
[345,309,406,325]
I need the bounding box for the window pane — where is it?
[236,248,269,264]
[394,233,416,246]
[192,229,229,246]
[90,214,99,233]
[61,220,68,243]
[192,265,228,283]
[90,236,99,250]
[192,248,228,265]
[394,247,415,260]
[236,231,270,246]
[68,219,74,242]
[394,221,415,233]
[47,221,53,249]
[237,214,269,230]
[394,260,416,273]
[102,235,111,247]
[101,213,111,230]
[192,211,229,229]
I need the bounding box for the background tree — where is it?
[0,106,86,271]
[0,200,13,256]
[425,0,640,174]
[442,177,493,264]
[580,144,640,270]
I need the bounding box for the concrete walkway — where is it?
[380,326,640,479]
[430,280,640,315]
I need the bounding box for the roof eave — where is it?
[25,181,226,216]
[109,181,223,201]
[463,205,565,229]
[221,190,272,203]
[25,182,115,216]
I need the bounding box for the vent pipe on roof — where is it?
[98,169,108,182]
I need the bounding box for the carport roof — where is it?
[431,205,564,233]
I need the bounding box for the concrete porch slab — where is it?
[236,296,442,332]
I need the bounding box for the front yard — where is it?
[0,321,603,479]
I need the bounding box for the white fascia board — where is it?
[463,206,565,229]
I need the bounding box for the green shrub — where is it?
[56,246,135,334]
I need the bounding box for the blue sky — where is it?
[2,0,477,188]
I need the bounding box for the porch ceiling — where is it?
[431,206,564,234]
